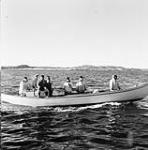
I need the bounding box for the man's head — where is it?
[23,77,28,82]
[35,74,39,78]
[47,76,51,81]
[113,75,118,80]
[41,74,45,80]
[47,75,50,79]
[79,76,84,82]
[66,77,70,82]
[34,74,39,78]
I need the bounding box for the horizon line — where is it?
[1,64,148,70]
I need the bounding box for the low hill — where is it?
[1,65,144,71]
[1,65,33,69]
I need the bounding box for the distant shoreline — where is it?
[1,65,148,71]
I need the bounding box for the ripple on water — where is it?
[1,101,148,150]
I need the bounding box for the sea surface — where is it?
[1,69,148,150]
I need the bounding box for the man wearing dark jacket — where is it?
[38,74,48,98]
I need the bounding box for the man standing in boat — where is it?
[109,75,121,91]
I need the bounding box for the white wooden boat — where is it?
[1,84,148,107]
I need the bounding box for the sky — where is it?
[1,0,148,68]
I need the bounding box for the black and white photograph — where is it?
[1,0,148,149]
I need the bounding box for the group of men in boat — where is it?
[19,74,120,97]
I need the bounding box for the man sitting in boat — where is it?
[45,76,53,97]
[63,77,73,95]
[19,77,30,96]
[76,76,87,94]
[38,74,49,98]
[109,75,121,91]
[31,74,39,96]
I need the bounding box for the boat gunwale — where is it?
[2,83,148,99]
[61,83,148,98]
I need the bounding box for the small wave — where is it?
[53,102,121,112]
[142,113,148,117]
[137,101,148,110]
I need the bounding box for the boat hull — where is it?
[1,84,148,107]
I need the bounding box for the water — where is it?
[1,99,148,150]
[1,69,148,149]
